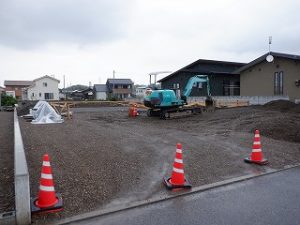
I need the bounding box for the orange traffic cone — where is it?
[128,106,134,117]
[133,104,139,116]
[244,130,268,165]
[163,143,192,190]
[31,154,63,213]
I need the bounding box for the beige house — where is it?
[236,52,300,102]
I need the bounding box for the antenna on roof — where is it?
[266,36,274,63]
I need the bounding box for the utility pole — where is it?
[63,75,65,89]
[113,70,115,79]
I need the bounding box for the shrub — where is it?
[1,94,17,106]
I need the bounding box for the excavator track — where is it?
[147,106,205,120]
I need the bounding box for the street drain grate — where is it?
[0,211,15,225]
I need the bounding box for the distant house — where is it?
[93,84,107,100]
[4,80,33,100]
[60,84,89,100]
[0,86,4,107]
[158,59,246,97]
[82,88,94,100]
[26,75,60,101]
[69,88,93,100]
[236,52,300,102]
[135,86,147,98]
[106,79,133,100]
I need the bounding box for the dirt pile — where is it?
[263,100,300,113]
[17,101,38,116]
[254,119,300,143]
[253,100,300,142]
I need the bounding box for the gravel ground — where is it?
[19,101,300,224]
[0,111,14,213]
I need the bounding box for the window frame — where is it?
[44,93,54,100]
[274,71,284,95]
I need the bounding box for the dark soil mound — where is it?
[17,101,38,116]
[254,119,300,143]
[263,100,298,112]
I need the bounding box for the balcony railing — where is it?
[112,88,132,94]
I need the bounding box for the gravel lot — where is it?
[0,111,14,213]
[19,101,300,224]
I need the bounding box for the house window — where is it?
[223,81,240,96]
[39,93,42,97]
[43,82,47,87]
[173,83,179,89]
[44,93,54,99]
[274,71,284,95]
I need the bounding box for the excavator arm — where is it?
[182,75,211,97]
[181,75,214,110]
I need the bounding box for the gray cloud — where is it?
[0,0,133,49]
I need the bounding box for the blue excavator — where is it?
[144,75,214,119]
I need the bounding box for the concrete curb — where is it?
[51,163,300,225]
[14,109,31,225]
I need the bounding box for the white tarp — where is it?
[31,101,64,124]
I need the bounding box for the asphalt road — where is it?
[68,167,300,225]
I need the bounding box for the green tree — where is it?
[1,94,17,106]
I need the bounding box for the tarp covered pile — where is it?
[31,101,64,124]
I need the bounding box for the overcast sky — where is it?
[1,0,300,87]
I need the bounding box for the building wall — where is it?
[136,87,147,98]
[27,77,59,100]
[106,82,133,100]
[5,85,29,99]
[95,92,107,100]
[5,90,16,98]
[240,57,300,100]
[161,72,240,96]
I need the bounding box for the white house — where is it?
[93,84,107,100]
[26,75,60,101]
[135,86,147,98]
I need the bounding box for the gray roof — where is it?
[94,84,107,92]
[33,75,60,83]
[106,78,133,85]
[234,52,300,73]
[4,80,33,86]
[158,59,246,82]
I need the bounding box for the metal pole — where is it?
[269,36,272,53]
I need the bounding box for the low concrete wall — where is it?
[188,96,290,105]
[14,109,31,225]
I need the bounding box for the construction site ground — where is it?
[0,112,14,214]
[17,100,300,224]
